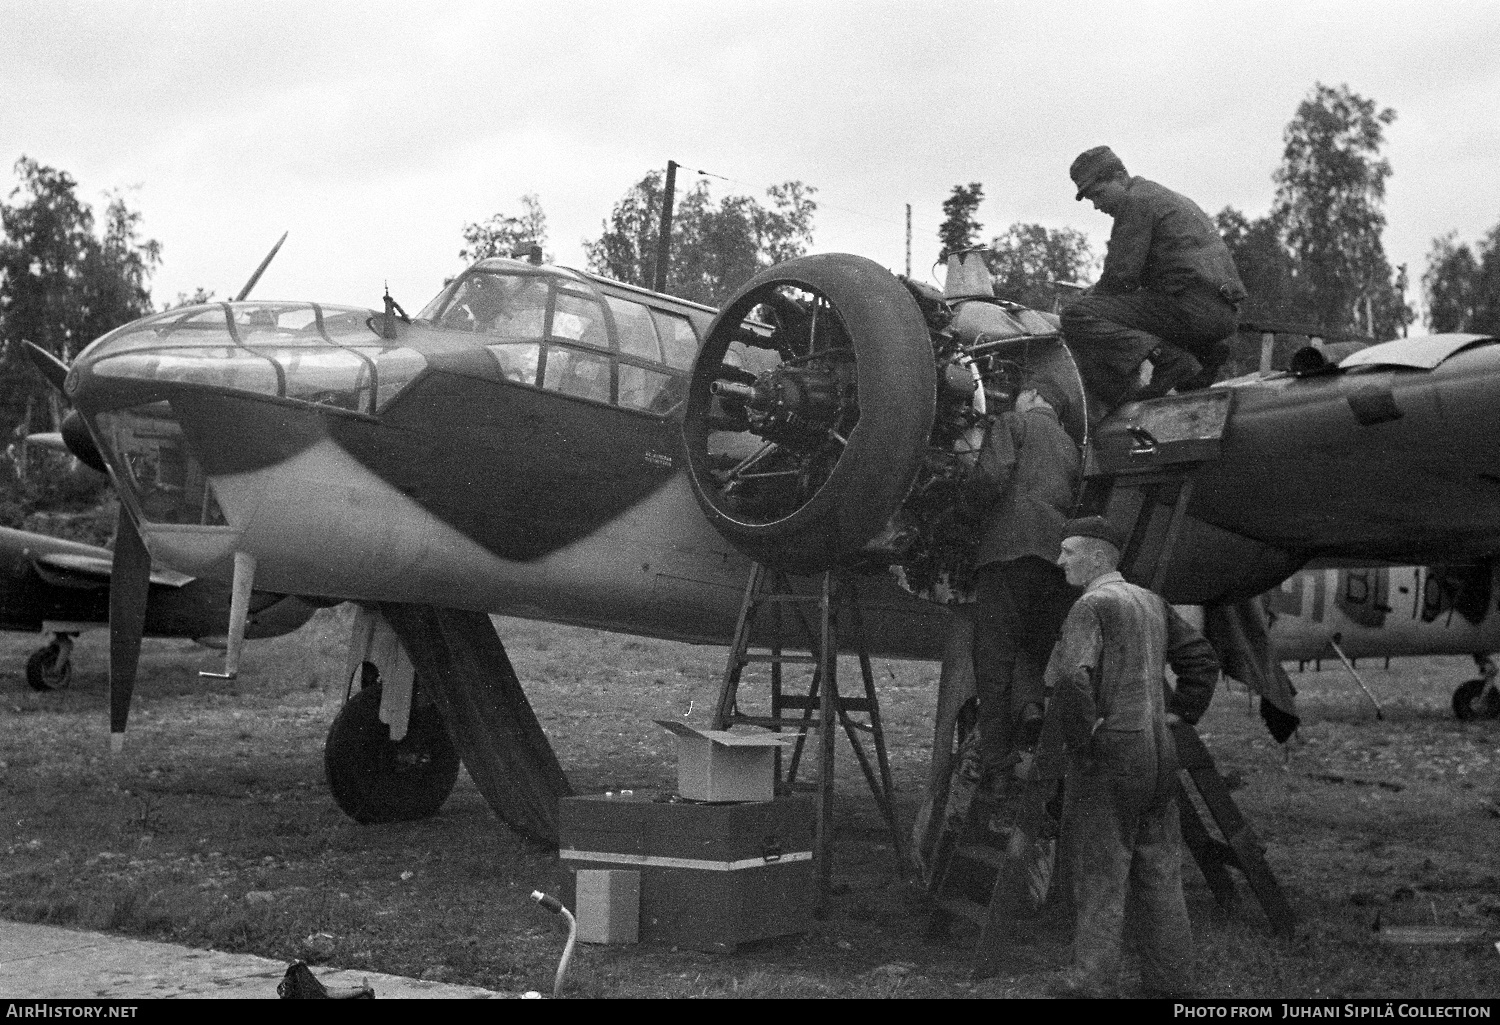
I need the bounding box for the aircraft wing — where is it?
[26,432,68,455]
[32,552,194,590]
[1337,332,1495,370]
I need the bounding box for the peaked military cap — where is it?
[1070,145,1128,201]
[1062,515,1127,552]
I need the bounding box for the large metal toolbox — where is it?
[559,792,815,952]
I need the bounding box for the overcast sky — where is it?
[5,0,1498,325]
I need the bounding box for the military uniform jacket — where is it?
[967,405,1080,569]
[1097,177,1247,302]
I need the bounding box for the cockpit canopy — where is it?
[415,260,703,413]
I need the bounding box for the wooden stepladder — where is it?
[924,766,1054,978]
[712,563,907,903]
[1171,723,1296,935]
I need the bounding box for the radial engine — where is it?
[683,253,1088,599]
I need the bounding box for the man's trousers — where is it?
[1063,728,1193,995]
[971,557,1075,769]
[1061,286,1238,406]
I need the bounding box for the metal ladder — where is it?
[712,563,907,903]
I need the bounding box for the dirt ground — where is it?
[1,606,1497,998]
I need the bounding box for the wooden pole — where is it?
[652,160,678,293]
[905,204,912,278]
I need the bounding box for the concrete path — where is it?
[0,920,505,999]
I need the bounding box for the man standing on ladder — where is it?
[1062,146,1247,410]
[1040,516,1219,998]
[966,375,1081,787]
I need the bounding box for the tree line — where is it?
[462,173,818,309]
[0,158,166,534]
[933,82,1500,343]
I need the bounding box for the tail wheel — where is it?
[26,639,73,691]
[1452,678,1500,720]
[324,679,461,823]
[683,253,935,574]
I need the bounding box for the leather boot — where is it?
[1129,346,1202,402]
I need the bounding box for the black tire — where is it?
[324,680,461,823]
[1452,678,1500,720]
[683,253,936,575]
[25,642,71,692]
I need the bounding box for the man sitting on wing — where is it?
[1062,146,1247,410]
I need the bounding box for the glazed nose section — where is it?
[67,301,431,528]
[71,301,428,416]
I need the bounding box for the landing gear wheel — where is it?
[683,253,936,575]
[1452,678,1500,720]
[25,639,73,691]
[324,680,461,823]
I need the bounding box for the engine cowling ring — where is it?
[683,253,936,575]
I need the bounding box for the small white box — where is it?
[575,868,640,944]
[655,721,790,803]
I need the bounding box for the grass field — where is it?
[1,606,1497,998]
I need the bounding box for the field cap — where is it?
[1071,146,1128,201]
[1062,515,1126,552]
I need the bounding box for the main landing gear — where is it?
[25,634,75,691]
[324,665,461,823]
[1452,654,1500,721]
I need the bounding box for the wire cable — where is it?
[529,890,577,998]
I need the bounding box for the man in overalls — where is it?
[1041,516,1220,997]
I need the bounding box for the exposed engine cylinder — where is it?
[682,253,1087,596]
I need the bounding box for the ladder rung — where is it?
[753,593,824,603]
[934,895,989,927]
[775,695,873,712]
[741,653,817,664]
[728,714,820,730]
[953,843,1006,870]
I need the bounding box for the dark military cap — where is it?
[1062,515,1127,552]
[1070,145,1128,201]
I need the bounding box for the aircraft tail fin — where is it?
[382,603,572,846]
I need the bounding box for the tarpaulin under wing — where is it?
[1204,598,1301,743]
[382,603,573,845]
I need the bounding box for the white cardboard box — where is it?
[575,868,640,944]
[654,721,790,802]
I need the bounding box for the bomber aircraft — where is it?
[1266,563,1500,720]
[25,247,1500,845]
[5,423,315,691]
[0,521,316,691]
